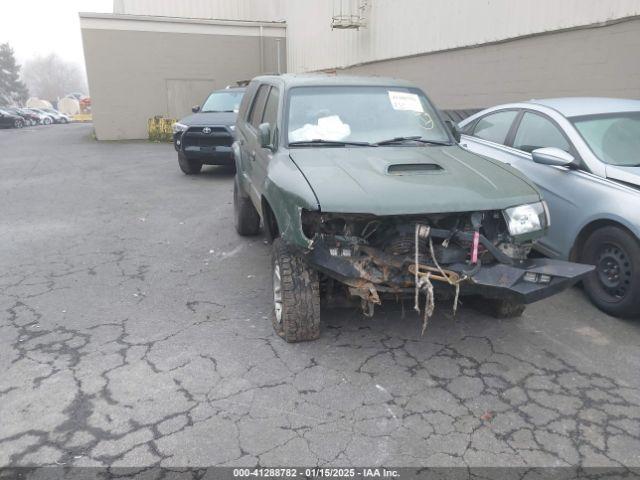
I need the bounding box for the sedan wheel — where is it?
[43,117,52,125]
[14,119,24,128]
[582,226,640,318]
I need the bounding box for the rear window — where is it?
[472,110,518,144]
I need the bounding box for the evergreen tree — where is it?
[0,43,29,107]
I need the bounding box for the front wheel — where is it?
[43,117,52,125]
[272,239,321,342]
[178,152,202,175]
[581,226,640,318]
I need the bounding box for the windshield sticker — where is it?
[417,112,434,130]
[388,91,424,112]
[289,115,351,142]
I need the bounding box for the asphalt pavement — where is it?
[1,124,640,470]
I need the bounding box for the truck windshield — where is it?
[201,91,244,113]
[286,86,451,146]
[571,112,640,166]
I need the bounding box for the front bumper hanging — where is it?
[305,230,594,305]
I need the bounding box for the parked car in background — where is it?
[458,98,640,318]
[0,108,25,128]
[25,108,53,125]
[233,75,593,342]
[172,87,246,174]
[5,107,38,126]
[41,108,71,124]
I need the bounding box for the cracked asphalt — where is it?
[2,123,640,470]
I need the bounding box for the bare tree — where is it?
[22,53,87,102]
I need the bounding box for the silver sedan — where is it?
[458,97,640,318]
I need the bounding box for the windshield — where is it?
[571,112,640,167]
[286,86,450,145]
[201,90,244,113]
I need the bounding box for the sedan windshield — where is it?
[286,86,451,146]
[572,112,640,166]
[201,91,244,113]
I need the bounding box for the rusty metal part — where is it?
[408,263,462,284]
[348,283,381,305]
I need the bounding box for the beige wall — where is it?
[81,17,285,140]
[339,17,640,109]
[284,0,640,73]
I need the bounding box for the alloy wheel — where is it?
[273,263,283,324]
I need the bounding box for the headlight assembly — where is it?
[503,202,548,236]
[172,122,188,135]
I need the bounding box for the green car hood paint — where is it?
[288,146,541,215]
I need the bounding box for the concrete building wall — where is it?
[284,0,640,72]
[338,17,640,109]
[80,14,285,140]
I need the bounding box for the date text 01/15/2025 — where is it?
[232,468,400,477]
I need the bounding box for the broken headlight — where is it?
[503,202,548,237]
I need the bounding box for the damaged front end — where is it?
[300,209,594,323]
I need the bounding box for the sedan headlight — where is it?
[172,122,188,135]
[503,202,549,236]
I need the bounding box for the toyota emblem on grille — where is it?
[202,127,212,134]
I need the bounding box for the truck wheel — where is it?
[178,152,202,175]
[272,238,321,342]
[581,226,640,318]
[234,176,260,236]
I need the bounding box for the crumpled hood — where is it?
[289,146,541,215]
[606,165,640,189]
[179,111,237,127]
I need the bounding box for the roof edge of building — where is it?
[80,12,285,28]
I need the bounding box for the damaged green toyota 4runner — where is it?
[233,75,593,342]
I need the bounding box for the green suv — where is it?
[233,74,592,342]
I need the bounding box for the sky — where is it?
[0,0,113,67]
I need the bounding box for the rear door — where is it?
[251,85,280,196]
[238,83,270,205]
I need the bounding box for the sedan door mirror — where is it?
[258,122,272,149]
[444,120,461,143]
[531,147,576,168]
[192,105,200,113]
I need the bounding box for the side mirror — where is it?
[258,122,272,149]
[531,147,575,168]
[192,105,200,113]
[445,120,461,143]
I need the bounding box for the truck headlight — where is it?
[503,202,548,236]
[172,122,188,135]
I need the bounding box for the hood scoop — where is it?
[387,163,443,175]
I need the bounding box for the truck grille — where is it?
[182,126,233,149]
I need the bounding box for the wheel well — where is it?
[261,197,279,241]
[571,219,637,261]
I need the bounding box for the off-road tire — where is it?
[581,226,640,318]
[178,152,202,175]
[233,176,260,236]
[272,238,321,342]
